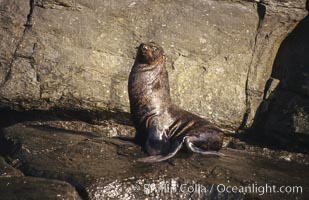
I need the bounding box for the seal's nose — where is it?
[141,44,149,51]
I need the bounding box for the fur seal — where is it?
[128,42,224,162]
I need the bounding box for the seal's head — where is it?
[136,42,164,65]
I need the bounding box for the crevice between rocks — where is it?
[2,0,35,86]
[238,1,266,131]
[0,130,89,200]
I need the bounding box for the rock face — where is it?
[241,0,308,129]
[0,0,307,130]
[253,10,309,148]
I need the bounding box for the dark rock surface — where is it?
[1,149,81,199]
[243,0,308,129]
[0,156,23,177]
[252,6,309,149]
[0,177,81,200]
[0,0,307,130]
[0,122,308,199]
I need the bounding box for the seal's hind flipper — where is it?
[137,140,183,163]
[185,137,225,156]
[187,144,225,156]
[137,155,172,163]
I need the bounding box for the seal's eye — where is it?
[152,47,157,51]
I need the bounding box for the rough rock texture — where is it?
[1,1,308,199]
[0,122,308,200]
[251,5,309,148]
[0,156,23,177]
[243,0,308,129]
[0,0,307,130]
[0,177,81,200]
[1,154,81,199]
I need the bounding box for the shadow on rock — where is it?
[0,108,132,128]
[240,9,309,153]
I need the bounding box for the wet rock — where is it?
[24,120,135,138]
[227,138,309,164]
[0,123,145,199]
[0,156,23,177]
[88,177,244,200]
[0,123,308,199]
[0,0,307,130]
[0,177,81,200]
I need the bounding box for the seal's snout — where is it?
[135,42,164,64]
[141,44,149,51]
[142,44,148,50]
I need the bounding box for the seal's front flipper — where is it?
[137,140,183,163]
[185,136,225,156]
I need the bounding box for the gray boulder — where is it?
[0,0,307,130]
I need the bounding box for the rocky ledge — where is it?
[0,120,308,200]
[0,0,308,199]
